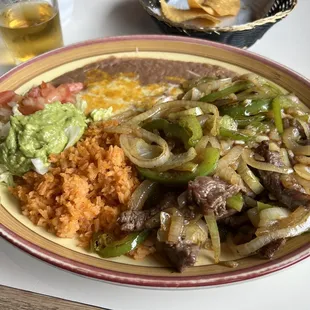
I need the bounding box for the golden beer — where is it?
[0,1,63,64]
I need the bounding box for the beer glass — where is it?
[0,0,64,64]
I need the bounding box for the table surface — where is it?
[0,1,309,309]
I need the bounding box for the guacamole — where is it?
[0,102,86,176]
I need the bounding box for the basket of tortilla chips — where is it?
[139,0,297,48]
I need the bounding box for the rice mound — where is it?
[10,120,140,247]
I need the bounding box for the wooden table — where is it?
[0,285,109,310]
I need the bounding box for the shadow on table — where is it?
[108,0,161,35]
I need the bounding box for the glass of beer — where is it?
[0,0,64,64]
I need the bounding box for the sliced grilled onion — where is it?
[168,214,184,244]
[283,127,310,155]
[258,207,291,227]
[269,128,281,141]
[157,211,171,243]
[257,205,310,236]
[184,78,232,99]
[235,206,310,256]
[156,147,197,172]
[130,138,162,160]
[269,142,280,152]
[157,209,185,243]
[195,135,220,156]
[216,166,245,189]
[165,207,183,217]
[237,159,264,194]
[110,109,140,123]
[125,105,163,126]
[294,174,310,195]
[205,212,221,263]
[119,128,170,168]
[217,146,243,170]
[242,148,293,174]
[197,114,211,127]
[215,146,245,188]
[128,180,158,211]
[238,73,267,87]
[294,164,310,181]
[194,136,209,154]
[196,219,209,236]
[220,140,234,156]
[280,148,292,167]
[182,88,203,101]
[183,219,208,246]
[297,119,310,139]
[295,155,310,165]
[168,107,203,120]
[285,94,310,112]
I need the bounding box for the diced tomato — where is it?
[27,86,41,98]
[0,90,16,107]
[19,97,45,115]
[0,81,84,116]
[66,82,84,93]
[57,84,71,103]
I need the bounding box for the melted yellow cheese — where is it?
[81,70,183,115]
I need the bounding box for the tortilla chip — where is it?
[160,0,220,24]
[185,0,216,16]
[191,17,220,27]
[200,0,240,16]
[195,4,217,16]
[188,0,204,8]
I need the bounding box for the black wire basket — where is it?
[139,0,298,49]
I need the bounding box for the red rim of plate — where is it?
[1,35,310,288]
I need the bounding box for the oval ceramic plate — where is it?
[0,35,309,288]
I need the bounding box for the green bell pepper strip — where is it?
[199,81,254,103]
[90,232,105,252]
[235,115,266,128]
[226,193,244,212]
[219,128,251,142]
[137,147,220,185]
[272,96,284,134]
[143,117,202,149]
[178,115,203,147]
[94,230,150,258]
[257,201,275,212]
[236,83,282,102]
[143,118,191,149]
[220,99,271,118]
